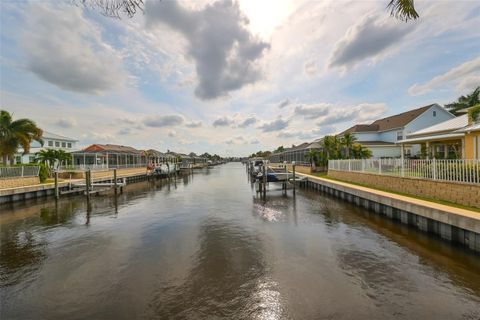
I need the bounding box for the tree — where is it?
[387,0,419,22]
[341,132,357,159]
[36,149,71,175]
[75,0,144,18]
[304,149,318,169]
[0,110,43,165]
[351,143,372,159]
[273,146,285,153]
[445,87,480,116]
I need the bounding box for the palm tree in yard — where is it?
[351,143,373,159]
[445,87,480,116]
[304,149,318,170]
[36,149,71,176]
[387,0,419,21]
[0,110,43,165]
[341,132,357,159]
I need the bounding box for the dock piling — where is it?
[114,169,118,193]
[54,171,59,200]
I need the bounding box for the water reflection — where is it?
[146,218,286,319]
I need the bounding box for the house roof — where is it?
[408,114,468,137]
[74,144,142,154]
[43,131,78,142]
[341,104,435,134]
[455,122,480,133]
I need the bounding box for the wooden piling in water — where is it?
[113,169,118,193]
[292,162,296,194]
[86,170,91,200]
[54,171,59,200]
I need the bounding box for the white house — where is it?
[14,131,78,164]
[340,104,455,158]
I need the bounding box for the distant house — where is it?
[15,131,78,164]
[72,144,145,168]
[340,104,454,158]
[399,111,480,159]
[268,142,317,164]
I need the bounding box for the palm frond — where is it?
[387,0,419,22]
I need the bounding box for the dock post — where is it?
[54,171,59,200]
[262,162,267,197]
[114,168,118,193]
[86,170,91,200]
[292,161,296,194]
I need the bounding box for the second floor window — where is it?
[62,142,66,147]
[55,141,60,147]
[48,140,53,147]
[397,131,403,141]
[67,143,72,148]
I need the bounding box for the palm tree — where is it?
[387,0,419,21]
[36,149,71,175]
[445,87,480,116]
[0,110,43,165]
[351,143,373,159]
[304,149,318,170]
[341,132,357,159]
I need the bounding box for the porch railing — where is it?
[328,159,480,184]
[0,166,40,179]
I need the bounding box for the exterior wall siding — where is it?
[328,170,480,208]
[465,131,480,159]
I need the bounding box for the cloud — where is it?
[21,4,125,94]
[224,135,246,145]
[408,57,480,96]
[316,103,387,126]
[278,99,291,109]
[143,114,185,127]
[277,126,336,140]
[168,130,177,137]
[117,128,132,135]
[146,0,269,99]
[185,121,203,128]
[238,115,257,128]
[294,104,330,120]
[304,61,317,76]
[328,14,414,70]
[250,139,260,144]
[213,116,235,127]
[258,118,289,132]
[55,118,77,128]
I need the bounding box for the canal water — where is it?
[1,163,479,319]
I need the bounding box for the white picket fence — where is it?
[0,166,40,179]
[328,159,480,184]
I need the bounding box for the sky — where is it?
[1,0,479,157]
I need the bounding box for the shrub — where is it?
[39,164,48,183]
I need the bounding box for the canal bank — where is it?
[297,172,480,253]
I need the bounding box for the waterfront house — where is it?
[269,142,317,165]
[340,104,454,158]
[143,149,176,165]
[14,131,78,164]
[399,111,480,159]
[72,144,145,168]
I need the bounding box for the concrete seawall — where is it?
[299,173,480,253]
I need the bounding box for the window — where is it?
[62,142,66,148]
[55,141,60,147]
[396,131,403,141]
[15,156,21,164]
[29,156,35,163]
[48,140,53,147]
[433,111,437,117]
[67,142,72,148]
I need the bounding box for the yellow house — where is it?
[399,114,480,160]
[460,123,480,159]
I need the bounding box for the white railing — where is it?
[57,163,148,172]
[0,166,40,179]
[328,159,480,184]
